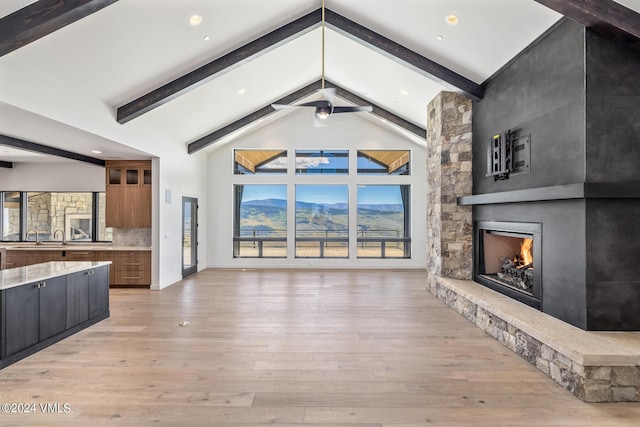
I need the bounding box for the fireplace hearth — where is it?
[474,221,541,310]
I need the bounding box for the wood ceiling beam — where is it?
[0,134,105,166]
[534,0,640,52]
[188,81,323,154]
[0,0,119,58]
[120,8,483,125]
[117,9,322,124]
[187,79,426,154]
[324,9,484,101]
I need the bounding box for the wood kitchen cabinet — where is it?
[105,160,152,228]
[97,250,151,287]
[4,249,151,288]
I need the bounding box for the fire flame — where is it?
[520,238,533,266]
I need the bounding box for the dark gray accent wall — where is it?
[473,20,586,194]
[586,30,640,183]
[474,201,587,329]
[467,18,640,330]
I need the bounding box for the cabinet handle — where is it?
[124,263,141,266]
[123,276,141,279]
[42,282,46,288]
[36,282,46,288]
[69,252,91,255]
[6,262,15,266]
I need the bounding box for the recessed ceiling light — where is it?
[436,35,444,41]
[189,14,203,26]
[399,89,408,96]
[91,150,102,154]
[203,35,210,41]
[237,88,246,95]
[446,14,459,25]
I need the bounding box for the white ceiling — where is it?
[0,0,638,164]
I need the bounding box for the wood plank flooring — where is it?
[1,269,640,426]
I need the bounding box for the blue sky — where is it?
[241,185,286,202]
[358,185,403,204]
[241,184,403,205]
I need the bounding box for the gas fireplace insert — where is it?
[474,221,542,309]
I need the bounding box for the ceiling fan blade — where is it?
[271,103,291,110]
[319,88,336,105]
[298,100,330,108]
[272,100,330,111]
[332,105,373,113]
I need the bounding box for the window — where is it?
[0,191,110,242]
[233,185,286,258]
[358,150,410,175]
[234,150,287,175]
[2,192,21,241]
[229,149,413,260]
[296,150,348,174]
[296,185,348,258]
[357,185,410,258]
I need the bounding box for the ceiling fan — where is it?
[271,0,372,126]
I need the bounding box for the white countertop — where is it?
[0,261,111,290]
[1,244,150,251]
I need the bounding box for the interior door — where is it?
[182,197,198,278]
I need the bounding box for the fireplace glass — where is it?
[474,221,541,309]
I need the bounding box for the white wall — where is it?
[207,109,427,269]
[152,150,208,290]
[0,162,104,190]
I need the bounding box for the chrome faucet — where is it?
[53,229,66,244]
[26,229,42,245]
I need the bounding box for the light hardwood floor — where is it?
[1,269,640,426]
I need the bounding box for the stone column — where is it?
[426,91,473,292]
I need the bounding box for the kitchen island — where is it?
[0,261,110,369]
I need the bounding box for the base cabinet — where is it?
[4,283,39,356]
[4,249,151,287]
[0,264,110,368]
[4,276,67,357]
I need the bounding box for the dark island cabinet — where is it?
[4,275,67,357]
[4,281,40,356]
[0,263,110,368]
[38,276,68,342]
[89,266,109,318]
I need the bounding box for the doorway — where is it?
[182,197,198,277]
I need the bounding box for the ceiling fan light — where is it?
[315,106,331,120]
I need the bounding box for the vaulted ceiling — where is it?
[0,0,639,165]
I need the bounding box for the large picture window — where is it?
[296,150,348,174]
[2,192,21,241]
[358,150,410,175]
[233,184,287,258]
[295,185,348,258]
[234,150,287,175]
[229,149,413,260]
[0,191,110,242]
[357,185,410,258]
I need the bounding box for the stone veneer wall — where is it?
[426,91,473,291]
[434,277,640,402]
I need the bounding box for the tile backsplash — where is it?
[112,228,151,246]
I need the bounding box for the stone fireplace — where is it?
[425,18,640,402]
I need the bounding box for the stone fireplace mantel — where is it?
[434,276,640,402]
